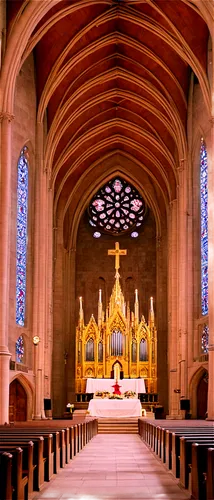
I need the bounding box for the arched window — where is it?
[201,325,209,354]
[16,147,29,326]
[139,338,148,362]
[85,338,94,362]
[16,335,24,363]
[200,140,208,316]
[88,177,146,237]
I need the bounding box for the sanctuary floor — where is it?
[32,434,191,500]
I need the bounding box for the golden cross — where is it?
[108,242,127,271]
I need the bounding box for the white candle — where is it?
[99,289,102,303]
[135,289,138,301]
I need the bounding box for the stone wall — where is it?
[8,54,36,371]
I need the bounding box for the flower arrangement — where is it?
[94,391,110,398]
[109,394,123,400]
[123,390,137,399]
[66,403,74,413]
[94,391,103,398]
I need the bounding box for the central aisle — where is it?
[33,434,191,500]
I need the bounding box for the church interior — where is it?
[0,1,214,499]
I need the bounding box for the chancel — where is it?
[1,2,214,498]
[76,242,157,397]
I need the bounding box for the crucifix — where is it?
[108,241,127,272]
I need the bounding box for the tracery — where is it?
[88,178,145,237]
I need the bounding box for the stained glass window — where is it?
[201,325,209,354]
[200,140,208,315]
[88,178,145,235]
[16,147,28,326]
[16,335,24,363]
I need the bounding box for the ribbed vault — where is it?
[5,0,211,239]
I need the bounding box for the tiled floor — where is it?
[32,434,191,500]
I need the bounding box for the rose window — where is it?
[88,178,146,236]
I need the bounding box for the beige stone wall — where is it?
[8,54,36,371]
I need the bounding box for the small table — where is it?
[88,398,142,417]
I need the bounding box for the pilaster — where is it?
[168,199,180,417]
[0,112,13,423]
[177,161,188,408]
[32,121,48,419]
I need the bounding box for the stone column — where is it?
[67,247,76,402]
[168,199,180,417]
[0,112,13,423]
[32,121,48,419]
[177,162,188,409]
[207,119,214,419]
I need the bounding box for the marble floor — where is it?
[32,434,191,500]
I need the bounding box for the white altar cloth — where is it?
[88,398,142,417]
[86,378,146,394]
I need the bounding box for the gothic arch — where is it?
[189,366,208,418]
[9,373,34,421]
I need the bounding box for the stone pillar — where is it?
[177,163,188,408]
[67,247,76,402]
[32,121,48,419]
[207,119,214,419]
[168,199,180,417]
[0,112,13,423]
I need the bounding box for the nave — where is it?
[32,434,190,500]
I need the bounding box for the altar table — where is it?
[88,398,142,417]
[86,378,146,394]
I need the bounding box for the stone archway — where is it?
[197,370,208,419]
[9,375,34,421]
[189,367,208,419]
[9,379,27,421]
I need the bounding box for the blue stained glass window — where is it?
[16,147,28,326]
[200,140,208,315]
[201,325,209,354]
[16,335,24,363]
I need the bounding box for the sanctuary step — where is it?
[98,417,138,434]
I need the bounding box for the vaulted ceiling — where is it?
[7,0,210,226]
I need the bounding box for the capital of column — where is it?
[0,112,15,123]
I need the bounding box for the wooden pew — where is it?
[207,447,214,500]
[191,442,214,500]
[0,440,34,494]
[179,436,214,490]
[0,447,28,500]
[0,451,13,500]
[1,429,57,477]
[0,435,44,491]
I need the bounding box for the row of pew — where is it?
[0,417,98,500]
[138,419,214,500]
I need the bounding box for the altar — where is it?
[86,378,146,394]
[88,398,142,417]
[75,242,157,395]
